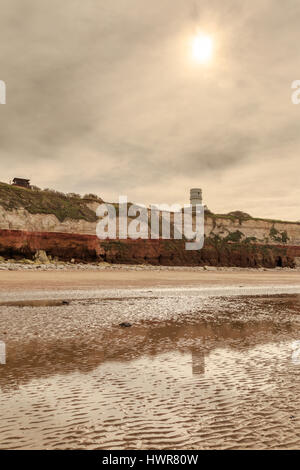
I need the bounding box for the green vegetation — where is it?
[269,226,290,244]
[281,231,289,243]
[209,230,247,244]
[223,230,244,243]
[270,227,279,239]
[0,182,101,222]
[244,236,258,244]
[226,211,252,225]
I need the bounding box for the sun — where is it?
[192,33,213,64]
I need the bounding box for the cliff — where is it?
[0,182,300,268]
[0,230,299,268]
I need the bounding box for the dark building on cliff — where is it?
[12,178,31,189]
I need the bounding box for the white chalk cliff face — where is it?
[204,217,300,245]
[0,205,300,246]
[0,206,98,235]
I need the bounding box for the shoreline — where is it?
[0,264,299,299]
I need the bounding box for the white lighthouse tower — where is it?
[190,188,203,207]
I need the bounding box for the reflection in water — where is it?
[0,294,300,450]
[0,340,5,364]
[291,341,300,365]
[192,350,205,376]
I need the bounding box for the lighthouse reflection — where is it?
[191,349,205,376]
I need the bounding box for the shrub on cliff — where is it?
[269,226,290,244]
[224,230,244,243]
[66,192,82,199]
[227,211,252,219]
[83,193,103,202]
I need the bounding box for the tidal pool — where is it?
[1,294,300,449]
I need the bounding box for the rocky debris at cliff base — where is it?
[203,266,218,271]
[0,259,299,272]
[34,250,49,264]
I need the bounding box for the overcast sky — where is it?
[0,0,299,220]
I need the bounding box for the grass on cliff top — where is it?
[0,182,99,222]
[206,212,300,226]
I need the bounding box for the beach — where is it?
[0,264,300,291]
[1,266,300,449]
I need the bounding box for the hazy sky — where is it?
[0,0,299,220]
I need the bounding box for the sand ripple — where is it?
[1,294,300,449]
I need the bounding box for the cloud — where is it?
[0,0,299,220]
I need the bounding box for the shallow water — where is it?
[1,294,300,449]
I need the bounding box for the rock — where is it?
[34,250,49,264]
[119,322,132,328]
[20,258,34,265]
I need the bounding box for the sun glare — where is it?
[192,33,213,64]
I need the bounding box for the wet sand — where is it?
[1,267,300,449]
[1,281,300,449]
[0,266,300,291]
